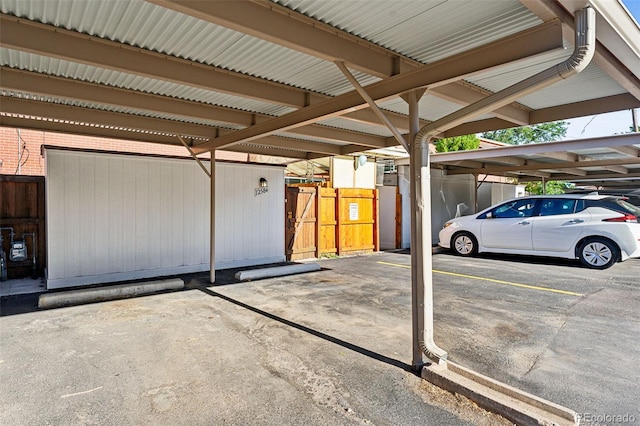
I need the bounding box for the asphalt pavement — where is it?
[1,250,638,425]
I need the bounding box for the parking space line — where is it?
[376,261,584,297]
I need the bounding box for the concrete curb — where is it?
[235,263,321,281]
[422,361,578,426]
[38,278,185,309]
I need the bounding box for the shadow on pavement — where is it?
[0,262,328,317]
[196,285,417,375]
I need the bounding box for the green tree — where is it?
[523,180,574,195]
[481,121,568,145]
[482,121,571,195]
[435,134,480,153]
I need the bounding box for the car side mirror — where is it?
[486,212,493,219]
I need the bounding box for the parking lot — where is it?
[1,250,638,425]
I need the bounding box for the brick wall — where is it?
[0,127,248,176]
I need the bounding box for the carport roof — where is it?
[0,0,639,159]
[395,133,640,186]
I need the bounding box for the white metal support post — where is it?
[406,90,427,369]
[210,150,216,283]
[409,93,449,368]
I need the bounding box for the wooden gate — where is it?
[286,185,379,261]
[0,175,46,279]
[285,186,318,261]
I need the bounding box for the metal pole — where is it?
[210,151,216,283]
[335,61,409,152]
[178,135,211,178]
[473,174,479,213]
[407,90,424,369]
[17,129,21,175]
[632,108,639,132]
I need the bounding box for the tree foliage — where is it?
[524,180,574,195]
[481,121,568,145]
[435,134,480,153]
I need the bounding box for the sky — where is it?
[564,0,639,139]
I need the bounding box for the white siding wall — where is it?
[331,156,376,189]
[477,182,526,211]
[45,149,284,288]
[378,186,397,250]
[397,166,475,246]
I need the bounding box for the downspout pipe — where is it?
[413,7,595,364]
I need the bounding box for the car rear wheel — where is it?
[452,232,477,256]
[578,237,619,269]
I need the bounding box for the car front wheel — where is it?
[578,237,619,269]
[452,232,477,256]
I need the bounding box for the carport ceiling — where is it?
[426,133,640,185]
[0,0,639,159]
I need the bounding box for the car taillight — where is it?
[603,214,638,223]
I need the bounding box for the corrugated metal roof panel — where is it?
[0,0,378,96]
[0,47,297,117]
[516,65,629,109]
[274,0,542,63]
[379,95,460,121]
[0,89,246,129]
[275,133,351,147]
[379,96,495,123]
[318,118,393,137]
[467,49,628,110]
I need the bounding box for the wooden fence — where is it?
[0,175,46,279]
[286,185,379,261]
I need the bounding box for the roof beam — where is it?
[0,96,342,156]
[1,96,218,140]
[281,125,386,148]
[602,165,629,174]
[335,60,408,150]
[443,118,519,138]
[0,14,472,135]
[445,94,640,136]
[223,143,308,160]
[0,114,188,146]
[0,66,256,127]
[191,21,564,153]
[150,0,546,128]
[339,142,407,157]
[431,134,640,162]
[609,145,640,157]
[340,109,415,132]
[512,170,551,178]
[537,151,578,162]
[556,168,588,176]
[429,83,530,126]
[246,137,341,156]
[0,67,388,148]
[520,0,640,101]
[444,157,640,175]
[0,14,322,109]
[520,171,640,182]
[484,156,527,166]
[147,0,405,78]
[441,160,487,169]
[530,94,640,124]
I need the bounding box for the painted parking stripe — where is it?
[376,261,584,297]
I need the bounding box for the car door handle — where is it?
[518,220,530,225]
[568,219,584,224]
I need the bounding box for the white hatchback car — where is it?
[438,194,640,269]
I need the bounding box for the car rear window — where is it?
[586,197,640,217]
[615,199,640,216]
